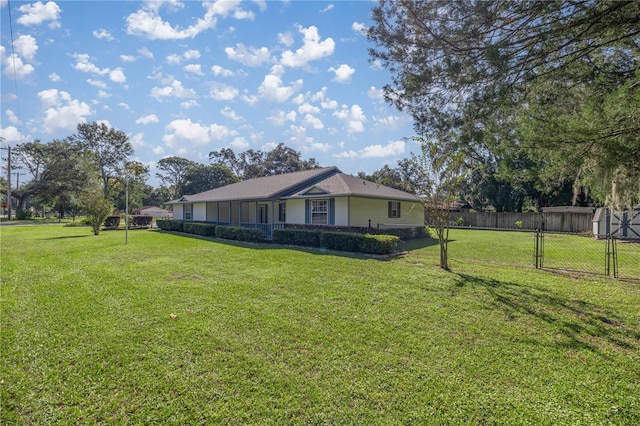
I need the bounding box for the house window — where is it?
[184,203,192,220]
[278,202,286,222]
[311,200,328,225]
[388,201,401,218]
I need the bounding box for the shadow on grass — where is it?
[455,273,640,356]
[40,235,92,240]
[154,229,435,261]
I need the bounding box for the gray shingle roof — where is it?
[167,166,420,204]
[290,173,420,201]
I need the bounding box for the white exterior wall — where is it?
[349,196,424,228]
[334,197,349,226]
[173,204,184,220]
[193,203,207,221]
[286,199,306,224]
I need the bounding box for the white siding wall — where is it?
[173,204,183,220]
[193,203,207,221]
[286,199,306,224]
[334,197,349,226]
[349,197,424,228]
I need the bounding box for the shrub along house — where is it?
[166,166,424,239]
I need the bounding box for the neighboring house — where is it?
[133,206,173,219]
[166,166,424,238]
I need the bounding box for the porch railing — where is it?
[239,222,285,239]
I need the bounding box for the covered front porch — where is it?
[195,200,286,239]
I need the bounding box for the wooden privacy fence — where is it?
[446,211,593,233]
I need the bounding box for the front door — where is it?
[258,205,268,224]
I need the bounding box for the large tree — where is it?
[368,0,640,208]
[72,122,134,199]
[182,164,238,195]
[155,156,196,199]
[209,143,319,180]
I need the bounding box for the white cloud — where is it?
[14,35,38,62]
[87,79,107,89]
[183,49,200,60]
[184,63,204,76]
[151,79,197,101]
[278,32,294,47]
[152,145,165,155]
[370,59,383,70]
[367,86,384,100]
[180,100,200,109]
[138,47,154,59]
[258,74,303,103]
[298,103,320,115]
[109,67,126,83]
[320,4,334,13]
[98,90,110,99]
[136,114,159,125]
[208,83,238,101]
[373,114,409,131]
[5,109,20,125]
[73,53,109,75]
[119,102,130,110]
[334,140,405,159]
[309,142,330,152]
[329,64,355,83]
[352,22,367,35]
[17,1,60,28]
[211,65,234,77]
[48,72,60,82]
[126,1,252,40]
[220,106,241,121]
[129,132,145,149]
[93,29,114,41]
[163,118,233,148]
[268,109,296,126]
[37,89,93,133]
[1,49,35,79]
[225,43,271,67]
[333,104,366,133]
[229,136,249,150]
[120,55,137,63]
[0,125,27,144]
[303,114,323,129]
[280,25,334,68]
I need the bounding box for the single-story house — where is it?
[166,166,425,238]
[133,206,173,218]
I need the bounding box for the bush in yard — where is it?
[16,209,33,220]
[215,226,264,242]
[103,216,121,229]
[84,194,113,235]
[376,226,427,240]
[320,232,362,252]
[272,229,321,247]
[359,234,400,255]
[183,222,217,236]
[157,219,184,232]
[130,215,153,228]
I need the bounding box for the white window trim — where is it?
[311,199,328,225]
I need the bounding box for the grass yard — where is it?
[1,225,639,424]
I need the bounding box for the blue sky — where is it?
[1,0,417,186]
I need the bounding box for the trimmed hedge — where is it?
[273,229,399,255]
[156,219,184,232]
[272,229,321,247]
[215,226,264,242]
[183,222,217,236]
[129,215,153,228]
[104,215,121,229]
[375,226,426,240]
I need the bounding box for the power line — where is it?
[6,0,25,144]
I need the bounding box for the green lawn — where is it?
[1,225,639,424]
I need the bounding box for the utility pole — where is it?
[7,146,12,220]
